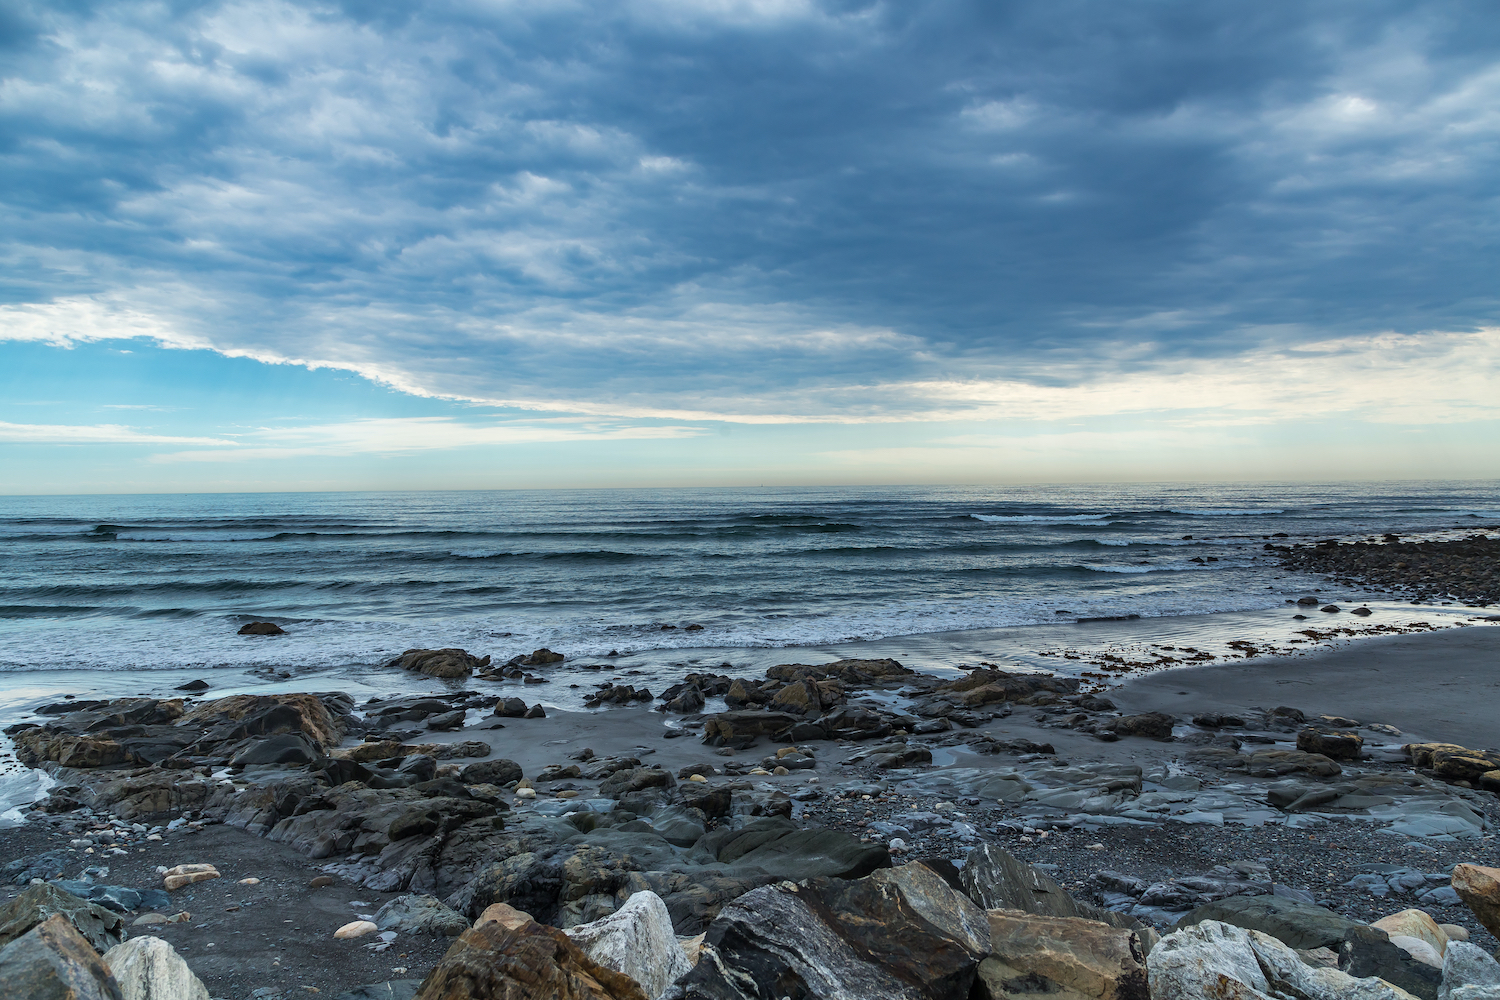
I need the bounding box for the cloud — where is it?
[1,0,1497,428]
[0,422,232,445]
[148,415,705,462]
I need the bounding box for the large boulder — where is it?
[982,909,1147,1000]
[1453,865,1500,941]
[102,935,209,1000]
[0,914,123,1000]
[1148,919,1414,1000]
[564,891,691,1000]
[179,692,345,749]
[389,648,490,679]
[701,712,800,743]
[1106,713,1176,740]
[0,883,126,955]
[12,732,128,769]
[413,918,648,1000]
[1406,744,1500,783]
[674,862,991,1000]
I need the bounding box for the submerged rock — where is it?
[388,648,490,679]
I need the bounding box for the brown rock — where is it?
[767,680,822,716]
[179,693,343,748]
[701,710,799,741]
[1453,864,1500,940]
[1296,729,1363,761]
[12,731,127,769]
[0,914,123,1000]
[237,621,285,635]
[413,918,648,1000]
[982,909,1148,1000]
[388,648,489,679]
[523,648,565,665]
[1105,713,1176,740]
[1406,743,1500,782]
[0,884,125,955]
[475,903,534,931]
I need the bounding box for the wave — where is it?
[1167,508,1287,517]
[968,513,1111,523]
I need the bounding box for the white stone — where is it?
[334,919,378,939]
[563,890,692,999]
[104,936,210,1000]
[1390,934,1444,969]
[1149,920,1417,1000]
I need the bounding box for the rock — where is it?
[1106,713,1176,740]
[173,680,210,693]
[1407,746,1500,783]
[0,914,123,1000]
[598,767,674,800]
[335,920,379,939]
[1298,729,1364,761]
[179,692,344,749]
[238,622,285,635]
[1442,942,1500,1000]
[981,909,1148,1000]
[1339,925,1443,999]
[1452,866,1500,940]
[162,864,219,892]
[375,895,470,937]
[1148,919,1415,1000]
[1372,910,1450,960]
[767,681,823,716]
[132,915,167,927]
[1391,934,1443,969]
[475,903,534,931]
[563,891,691,999]
[230,733,320,766]
[333,983,423,1000]
[12,731,128,769]
[1439,925,1470,944]
[494,698,528,718]
[524,648,565,665]
[460,758,522,786]
[0,883,126,954]
[960,844,1148,939]
[412,919,648,1000]
[525,704,547,719]
[664,687,705,714]
[310,876,336,888]
[388,648,488,679]
[103,935,210,1000]
[674,862,991,1000]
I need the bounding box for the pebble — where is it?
[515,788,536,799]
[238,877,260,885]
[688,774,707,783]
[310,876,335,887]
[132,913,168,925]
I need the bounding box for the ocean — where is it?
[2,480,1495,676]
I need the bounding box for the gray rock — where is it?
[0,914,123,1000]
[373,894,469,937]
[103,936,209,1000]
[564,890,691,999]
[459,758,522,786]
[674,862,990,1000]
[1443,942,1500,1000]
[960,843,1151,942]
[330,980,422,1000]
[0,883,126,955]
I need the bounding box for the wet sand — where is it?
[1111,624,1500,748]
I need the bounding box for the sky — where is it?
[1,0,1498,493]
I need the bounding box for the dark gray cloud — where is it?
[2,0,1498,416]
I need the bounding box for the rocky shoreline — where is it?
[1275,533,1500,607]
[2,625,1500,999]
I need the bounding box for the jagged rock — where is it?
[525,704,547,719]
[981,909,1148,1000]
[1106,713,1176,740]
[1442,942,1500,1000]
[938,669,1078,706]
[0,914,123,1000]
[376,895,470,937]
[960,845,1148,940]
[388,648,489,679]
[524,648,565,665]
[664,687,705,714]
[1148,919,1415,1000]
[12,731,128,769]
[103,935,209,1000]
[1339,924,1442,999]
[179,692,345,749]
[767,681,823,716]
[333,982,422,1000]
[599,766,675,799]
[412,919,648,1000]
[674,862,991,1000]
[1453,865,1500,941]
[1298,729,1364,761]
[0,883,126,955]
[238,621,285,635]
[460,759,522,786]
[230,732,320,766]
[564,891,691,1000]
[476,902,534,931]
